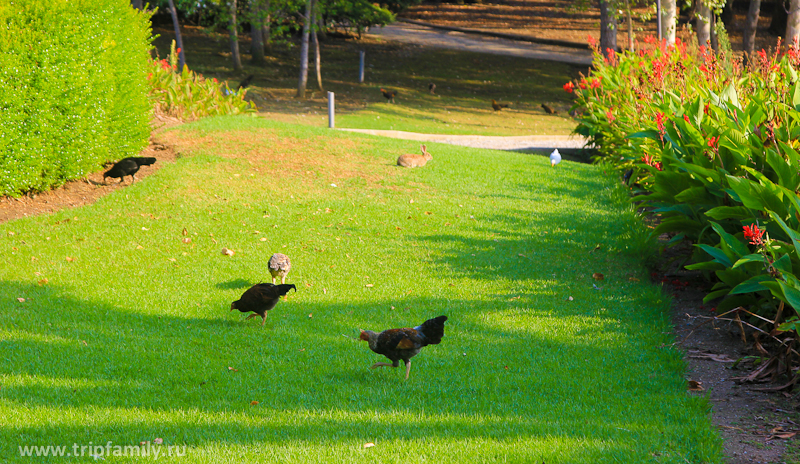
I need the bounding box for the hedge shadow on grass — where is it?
[0,279,714,462]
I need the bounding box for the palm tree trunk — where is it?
[696,0,712,49]
[312,0,322,91]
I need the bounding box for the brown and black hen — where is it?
[230,283,296,326]
[359,315,447,380]
[541,103,557,114]
[491,99,510,111]
[380,88,397,103]
[103,157,157,184]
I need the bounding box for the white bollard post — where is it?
[328,91,335,129]
[359,50,365,83]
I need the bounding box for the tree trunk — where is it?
[769,0,788,36]
[710,12,718,51]
[312,0,323,91]
[296,0,311,98]
[624,0,634,51]
[788,0,800,44]
[661,0,677,45]
[696,0,712,49]
[599,0,617,59]
[229,0,243,72]
[262,0,272,50]
[131,0,143,9]
[167,0,186,71]
[250,0,266,65]
[744,0,762,61]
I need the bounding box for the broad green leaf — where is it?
[696,244,733,267]
[705,206,752,221]
[768,211,800,261]
[710,221,751,258]
[732,253,768,268]
[686,261,726,271]
[730,274,773,294]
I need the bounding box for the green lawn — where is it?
[1,116,720,462]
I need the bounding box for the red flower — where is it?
[606,109,615,122]
[743,223,765,246]
[707,136,719,148]
[591,78,602,89]
[683,114,690,123]
[147,73,152,80]
[213,77,218,83]
[563,82,575,93]
[587,35,597,47]
[176,47,182,54]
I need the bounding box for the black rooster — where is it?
[237,74,254,90]
[380,88,398,103]
[359,315,447,380]
[103,157,157,184]
[230,283,296,326]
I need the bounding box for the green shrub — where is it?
[0,0,153,197]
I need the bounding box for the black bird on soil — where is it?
[230,283,296,326]
[237,74,254,90]
[380,88,398,103]
[103,157,157,184]
[359,315,447,380]
[541,103,557,114]
[491,99,510,111]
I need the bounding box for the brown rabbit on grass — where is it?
[397,145,432,168]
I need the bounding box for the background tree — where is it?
[788,0,800,43]
[296,0,312,98]
[743,0,762,61]
[249,0,267,65]
[228,0,243,72]
[599,0,617,58]
[167,0,186,70]
[661,0,677,45]
[312,0,323,91]
[696,0,712,48]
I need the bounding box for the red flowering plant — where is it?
[147,40,255,120]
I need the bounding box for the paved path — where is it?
[367,21,594,67]
[352,22,591,150]
[338,129,586,150]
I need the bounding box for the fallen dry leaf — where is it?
[508,296,521,301]
[592,273,605,281]
[363,443,375,449]
[687,350,735,363]
[250,401,259,406]
[227,366,239,372]
[65,257,74,262]
[17,297,25,303]
[182,238,191,244]
[365,284,374,288]
[567,296,574,301]
[37,278,48,286]
[425,211,432,215]
[688,380,704,391]
[308,313,313,318]
[221,248,235,256]
[182,228,188,236]
[260,237,267,242]
[81,340,88,346]
[153,438,163,445]
[628,277,640,282]
[518,253,527,258]
[136,245,144,250]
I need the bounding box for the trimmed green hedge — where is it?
[0,0,153,197]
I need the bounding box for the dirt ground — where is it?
[3,3,799,462]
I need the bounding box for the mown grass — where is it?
[0,116,721,462]
[151,25,582,136]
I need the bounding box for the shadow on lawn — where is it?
[0,279,680,459]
